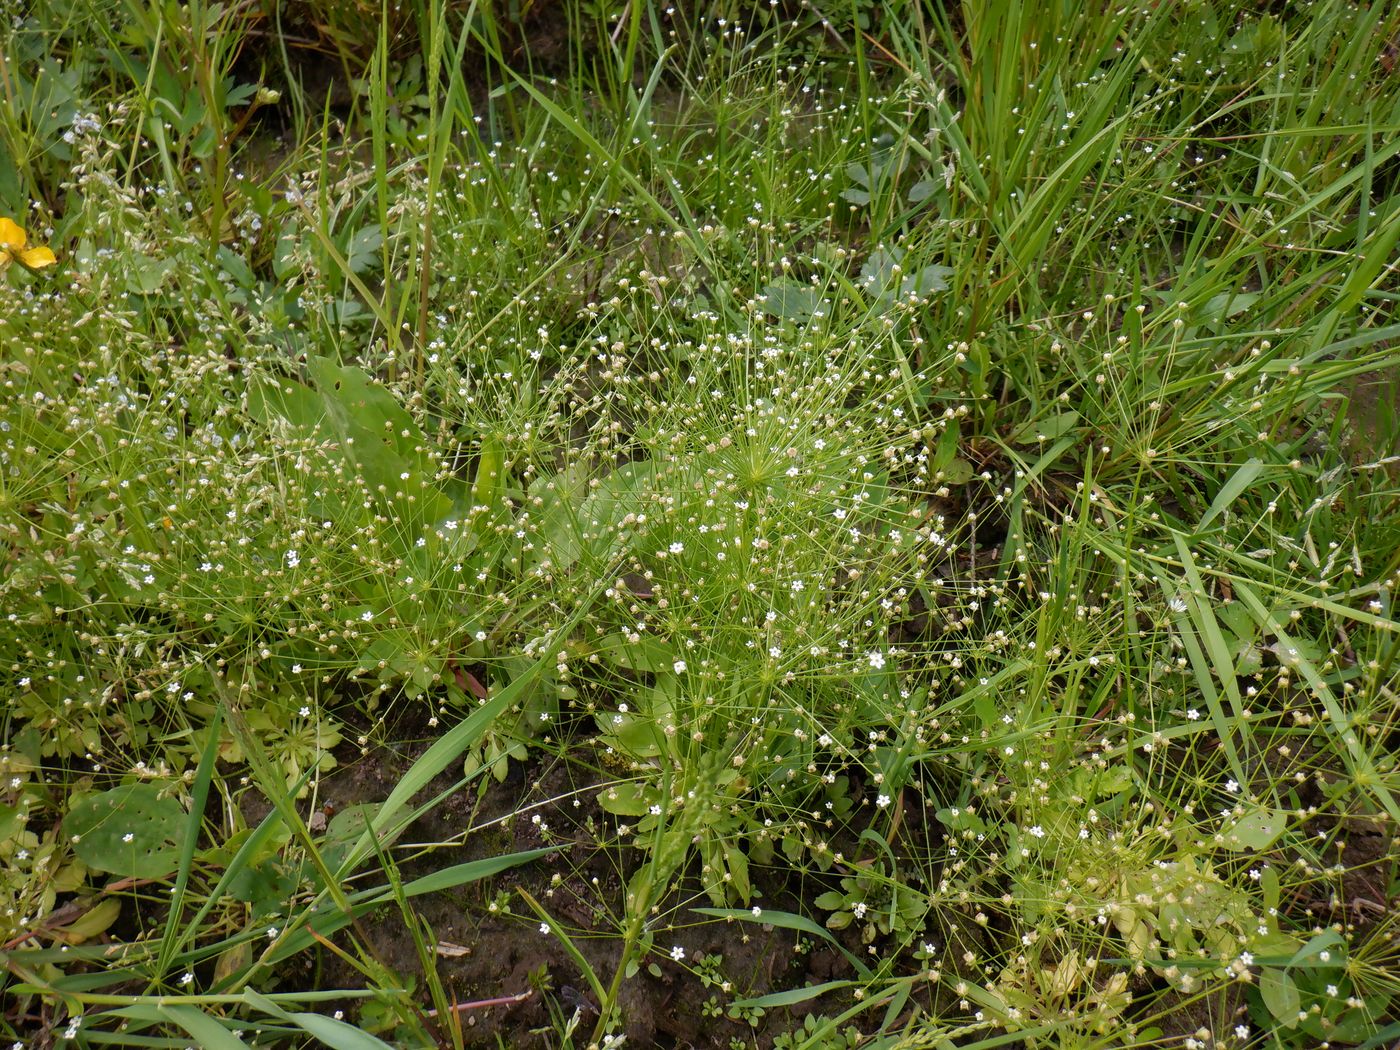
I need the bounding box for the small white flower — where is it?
[673,660,687,674]
[876,794,891,808]
[866,650,886,670]
[670,945,685,962]
[539,923,550,934]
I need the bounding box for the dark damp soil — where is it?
[254,0,586,122]
[270,727,895,1049]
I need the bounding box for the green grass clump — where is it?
[2,0,1399,1047]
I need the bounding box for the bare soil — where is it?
[295,734,876,1048]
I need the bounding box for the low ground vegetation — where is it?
[2,1,1399,1047]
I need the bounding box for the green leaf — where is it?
[64,783,187,879]
[597,781,651,816]
[1261,865,1281,922]
[53,898,121,943]
[908,177,936,203]
[304,357,431,476]
[318,803,378,874]
[243,990,396,1050]
[526,462,588,570]
[597,633,674,675]
[1198,458,1263,532]
[248,358,455,546]
[393,848,556,900]
[929,419,961,473]
[859,246,900,290]
[1222,808,1287,851]
[1288,930,1347,969]
[1356,1021,1400,1050]
[762,279,820,322]
[127,254,176,294]
[724,844,751,904]
[157,706,225,974]
[1010,410,1080,445]
[732,980,855,1009]
[858,245,952,304]
[1169,538,1249,786]
[1259,967,1300,1026]
[344,225,383,274]
[215,246,254,290]
[1202,290,1260,320]
[471,433,505,518]
[898,264,953,298]
[158,1005,255,1049]
[941,457,974,485]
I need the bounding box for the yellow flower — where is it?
[0,217,57,271]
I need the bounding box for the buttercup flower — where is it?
[0,217,57,271]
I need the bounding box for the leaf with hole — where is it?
[597,781,652,817]
[64,783,187,879]
[1221,808,1287,851]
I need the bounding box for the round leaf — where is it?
[64,783,187,879]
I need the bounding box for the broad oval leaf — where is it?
[64,783,187,879]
